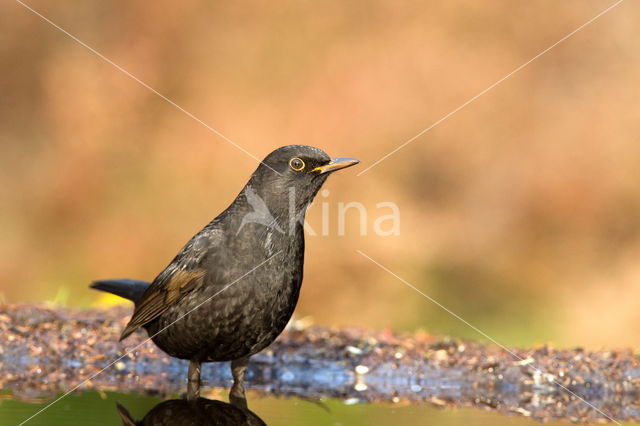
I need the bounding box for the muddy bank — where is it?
[1,304,638,422]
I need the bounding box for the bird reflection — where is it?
[116,394,266,426]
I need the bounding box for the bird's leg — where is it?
[187,359,201,401]
[229,356,250,409]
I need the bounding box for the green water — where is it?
[2,391,628,426]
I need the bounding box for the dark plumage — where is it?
[116,397,265,426]
[90,145,358,401]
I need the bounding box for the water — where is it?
[2,391,620,426]
[3,306,639,425]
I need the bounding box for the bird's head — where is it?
[245,145,359,217]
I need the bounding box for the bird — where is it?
[90,145,359,402]
[116,397,266,426]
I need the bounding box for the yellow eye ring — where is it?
[289,157,305,171]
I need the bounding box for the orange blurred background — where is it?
[1,0,638,349]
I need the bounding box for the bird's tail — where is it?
[90,279,150,305]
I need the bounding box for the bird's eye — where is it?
[289,157,305,171]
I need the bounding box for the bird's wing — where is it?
[119,232,215,341]
[119,268,205,340]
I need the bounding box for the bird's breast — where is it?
[148,231,305,361]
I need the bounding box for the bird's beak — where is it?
[311,157,360,174]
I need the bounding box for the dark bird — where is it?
[90,145,358,402]
[116,397,265,426]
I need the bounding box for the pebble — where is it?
[354,383,367,392]
[355,365,369,375]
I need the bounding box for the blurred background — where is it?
[1,0,638,350]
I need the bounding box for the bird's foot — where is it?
[229,382,247,409]
[186,359,202,401]
[186,379,201,401]
[229,357,250,408]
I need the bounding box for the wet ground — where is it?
[1,304,639,424]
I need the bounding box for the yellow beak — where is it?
[311,157,360,174]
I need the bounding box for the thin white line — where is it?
[17,251,282,426]
[356,249,622,425]
[14,0,281,176]
[357,0,625,176]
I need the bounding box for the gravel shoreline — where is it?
[1,304,638,422]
